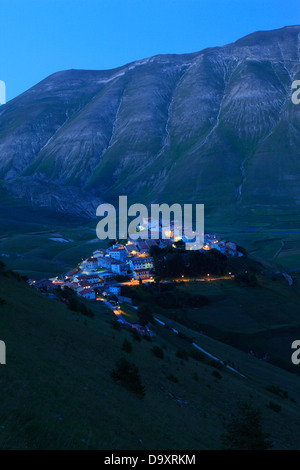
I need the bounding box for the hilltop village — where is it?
[29,217,243,303]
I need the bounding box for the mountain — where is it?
[0,26,300,220]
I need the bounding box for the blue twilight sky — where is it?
[1,0,300,101]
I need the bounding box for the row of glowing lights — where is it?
[179,272,232,278]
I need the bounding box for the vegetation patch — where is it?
[110,358,145,398]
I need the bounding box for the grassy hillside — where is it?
[1,271,300,449]
[123,272,300,373]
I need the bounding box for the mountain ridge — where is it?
[1,25,300,220]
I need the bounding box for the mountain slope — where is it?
[1,270,300,449]
[0,26,300,219]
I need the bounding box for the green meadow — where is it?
[125,272,300,373]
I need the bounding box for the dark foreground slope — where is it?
[0,26,300,221]
[1,271,300,449]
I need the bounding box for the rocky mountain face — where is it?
[0,26,300,220]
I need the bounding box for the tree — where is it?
[149,244,161,258]
[166,252,185,277]
[111,358,145,397]
[154,275,161,294]
[152,345,164,359]
[68,297,79,312]
[80,303,89,316]
[60,286,74,300]
[176,348,189,360]
[222,401,272,450]
[137,304,153,326]
[79,302,95,318]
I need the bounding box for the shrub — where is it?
[167,374,179,383]
[80,303,88,315]
[268,401,281,413]
[222,401,272,450]
[137,304,153,326]
[152,346,164,359]
[0,297,6,307]
[79,303,94,318]
[265,385,288,399]
[178,331,194,343]
[176,349,189,360]
[131,329,142,342]
[209,359,224,370]
[111,358,145,397]
[212,370,222,380]
[68,297,79,312]
[190,349,205,362]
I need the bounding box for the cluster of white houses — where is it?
[201,233,241,257]
[57,240,161,299]
[84,240,159,280]
[138,217,241,257]
[29,221,242,301]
